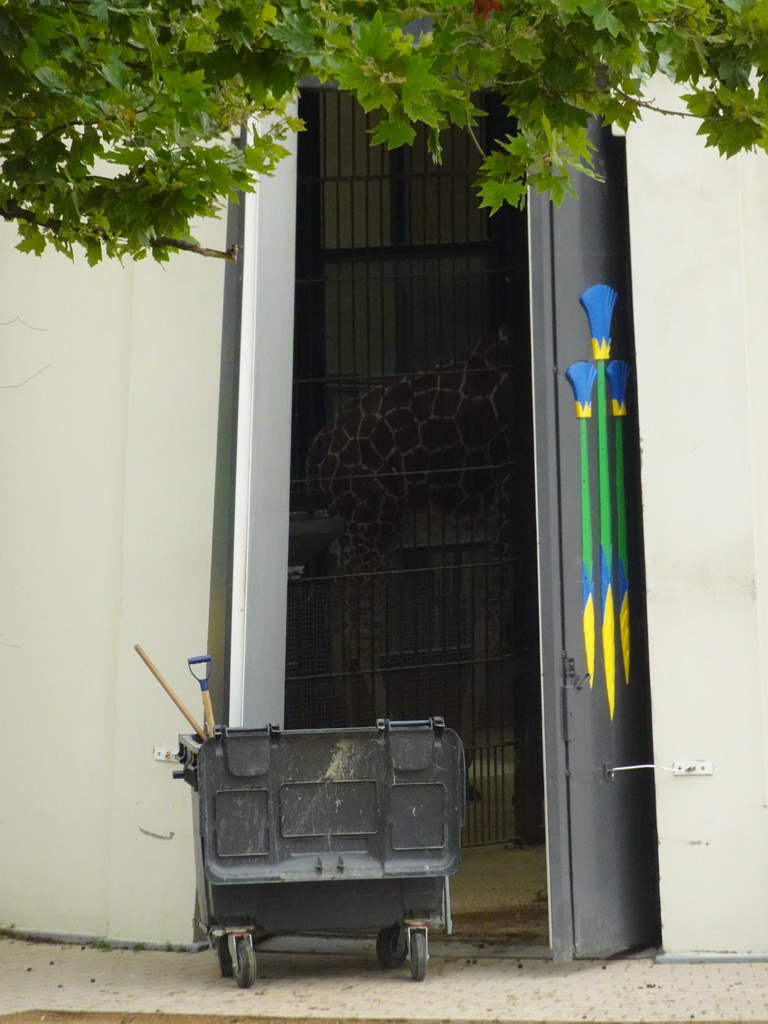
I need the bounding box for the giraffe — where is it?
[304,331,517,742]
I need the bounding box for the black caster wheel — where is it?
[376,922,407,969]
[409,928,428,982]
[216,936,233,978]
[233,938,257,989]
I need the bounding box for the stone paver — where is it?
[2,936,768,1022]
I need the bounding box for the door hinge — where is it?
[562,684,574,746]
[562,651,589,690]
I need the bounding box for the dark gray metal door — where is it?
[529,125,660,960]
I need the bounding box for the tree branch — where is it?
[151,236,239,261]
[0,201,55,228]
[466,123,486,159]
[612,87,700,120]
[0,201,239,261]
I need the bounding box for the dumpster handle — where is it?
[377,718,445,732]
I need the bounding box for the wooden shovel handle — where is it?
[134,644,207,742]
[201,691,216,739]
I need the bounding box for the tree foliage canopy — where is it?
[1,0,767,261]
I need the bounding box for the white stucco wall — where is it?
[0,218,227,944]
[626,79,768,955]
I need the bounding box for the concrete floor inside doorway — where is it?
[449,843,549,951]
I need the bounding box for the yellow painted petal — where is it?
[583,593,595,685]
[620,593,630,684]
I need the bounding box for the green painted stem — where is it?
[615,417,627,575]
[597,358,616,717]
[580,419,592,569]
[596,362,612,557]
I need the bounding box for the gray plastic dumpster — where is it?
[177,718,464,985]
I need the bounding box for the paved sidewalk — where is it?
[2,936,768,1022]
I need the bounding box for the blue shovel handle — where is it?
[188,655,212,692]
[188,655,215,738]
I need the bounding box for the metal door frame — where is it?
[528,189,575,962]
[210,104,660,962]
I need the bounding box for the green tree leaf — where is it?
[0,0,766,262]
[370,116,418,148]
[33,65,69,92]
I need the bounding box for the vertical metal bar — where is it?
[333,91,343,397]
[529,188,573,959]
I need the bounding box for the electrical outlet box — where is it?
[673,760,713,776]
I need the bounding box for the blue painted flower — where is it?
[565,361,598,418]
[606,360,632,417]
[580,284,618,359]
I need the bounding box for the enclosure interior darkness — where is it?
[285,89,544,855]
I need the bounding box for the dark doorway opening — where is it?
[286,88,547,946]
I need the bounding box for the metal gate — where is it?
[286,89,542,846]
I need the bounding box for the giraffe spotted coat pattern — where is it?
[304,333,516,732]
[306,333,516,574]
